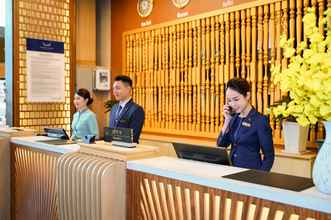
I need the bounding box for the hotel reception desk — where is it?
[127,157,331,220]
[0,128,35,220]
[9,136,159,220]
[10,136,80,220]
[6,135,331,220]
[140,134,317,178]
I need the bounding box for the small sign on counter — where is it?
[104,127,136,148]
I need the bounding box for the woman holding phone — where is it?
[217,78,274,171]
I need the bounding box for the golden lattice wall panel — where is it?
[123,0,328,145]
[15,0,74,133]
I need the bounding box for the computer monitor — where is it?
[44,127,70,140]
[173,142,230,166]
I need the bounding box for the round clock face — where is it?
[172,0,190,8]
[137,0,153,18]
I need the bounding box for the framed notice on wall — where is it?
[26,38,65,102]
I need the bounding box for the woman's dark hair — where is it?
[226,78,250,96]
[115,75,133,87]
[76,88,93,105]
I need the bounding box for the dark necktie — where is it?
[116,105,123,119]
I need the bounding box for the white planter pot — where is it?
[282,121,309,154]
[312,121,331,194]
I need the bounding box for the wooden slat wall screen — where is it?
[123,0,328,145]
[14,0,75,133]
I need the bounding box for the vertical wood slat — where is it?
[241,10,246,79]
[274,0,282,144]
[263,5,269,116]
[184,189,192,220]
[219,14,225,131]
[251,6,257,108]
[194,190,200,220]
[269,2,276,139]
[201,18,207,132]
[188,22,193,131]
[235,11,241,79]
[257,5,264,113]
[151,180,164,220]
[167,184,177,220]
[215,17,220,132]
[224,198,232,220]
[144,178,158,220]
[203,193,210,220]
[192,21,198,131]
[210,16,216,133]
[213,195,221,220]
[141,182,152,220]
[175,186,184,220]
[159,183,170,220]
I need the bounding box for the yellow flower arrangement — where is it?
[270,8,331,127]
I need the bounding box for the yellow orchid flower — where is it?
[269,8,331,126]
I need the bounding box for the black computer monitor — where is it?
[44,127,70,140]
[173,142,230,166]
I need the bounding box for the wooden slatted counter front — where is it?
[127,156,331,220]
[9,137,160,220]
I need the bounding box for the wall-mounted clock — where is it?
[137,0,153,18]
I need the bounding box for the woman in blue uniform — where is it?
[217,78,274,171]
[71,88,99,140]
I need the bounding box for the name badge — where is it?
[242,121,251,127]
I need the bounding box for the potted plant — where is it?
[270,8,331,194]
[104,99,118,113]
[104,99,118,126]
[270,96,309,154]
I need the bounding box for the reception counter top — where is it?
[79,141,160,161]
[127,156,331,214]
[140,133,317,178]
[11,136,80,154]
[141,133,317,159]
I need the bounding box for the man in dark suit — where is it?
[109,75,145,143]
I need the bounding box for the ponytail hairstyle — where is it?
[76,88,93,105]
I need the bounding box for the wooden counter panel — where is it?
[11,143,61,220]
[127,170,331,220]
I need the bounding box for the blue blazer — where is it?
[109,99,145,143]
[217,108,274,171]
